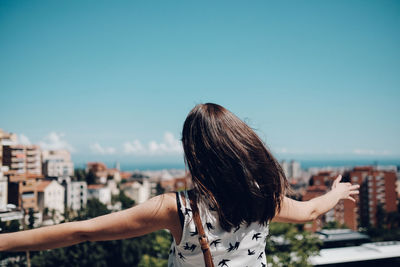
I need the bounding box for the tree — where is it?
[112,191,135,210]
[86,170,96,185]
[265,222,321,267]
[74,168,86,182]
[28,208,35,229]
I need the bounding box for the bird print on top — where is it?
[218,259,230,267]
[206,222,215,231]
[183,242,196,252]
[247,249,255,255]
[227,242,240,252]
[261,263,266,267]
[252,233,262,241]
[257,252,264,260]
[233,225,240,233]
[184,207,192,216]
[189,227,198,237]
[210,239,222,248]
[178,252,186,261]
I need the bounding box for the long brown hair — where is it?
[182,103,288,231]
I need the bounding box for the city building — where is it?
[0,166,9,210]
[87,184,111,205]
[70,181,87,211]
[0,129,18,169]
[160,174,193,192]
[42,150,74,177]
[2,145,26,175]
[86,162,121,184]
[56,176,88,211]
[120,179,151,204]
[37,180,65,224]
[304,171,358,231]
[7,173,43,212]
[346,166,397,228]
[280,160,301,179]
[2,144,42,176]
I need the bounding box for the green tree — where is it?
[322,220,348,230]
[112,191,135,209]
[265,222,321,267]
[28,208,35,229]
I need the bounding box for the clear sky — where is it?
[1,0,399,167]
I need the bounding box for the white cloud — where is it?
[124,132,183,155]
[18,134,31,145]
[39,132,75,152]
[123,140,145,154]
[352,148,392,156]
[90,143,116,155]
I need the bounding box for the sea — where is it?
[108,159,400,171]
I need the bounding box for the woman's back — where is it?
[168,190,269,267]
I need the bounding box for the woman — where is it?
[0,103,359,267]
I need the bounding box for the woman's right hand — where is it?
[331,175,359,202]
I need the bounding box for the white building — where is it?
[290,160,301,178]
[0,166,9,210]
[70,181,87,211]
[42,150,74,177]
[37,180,65,224]
[280,160,301,179]
[121,179,151,204]
[57,176,87,211]
[87,184,111,206]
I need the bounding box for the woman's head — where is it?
[182,103,288,231]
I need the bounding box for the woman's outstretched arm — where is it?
[0,192,179,251]
[272,175,359,223]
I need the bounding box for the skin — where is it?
[0,175,358,252]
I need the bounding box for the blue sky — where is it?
[1,0,399,167]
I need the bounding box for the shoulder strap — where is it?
[189,191,215,267]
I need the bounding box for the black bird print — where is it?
[248,249,255,255]
[183,242,196,252]
[252,233,262,241]
[218,259,230,267]
[227,242,240,252]
[206,222,215,231]
[184,207,192,216]
[178,252,186,261]
[261,263,266,267]
[257,252,264,260]
[169,247,176,255]
[233,225,240,233]
[210,239,221,248]
[190,227,198,236]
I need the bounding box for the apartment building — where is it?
[37,180,65,224]
[70,181,87,211]
[2,144,42,176]
[87,184,111,205]
[0,166,9,209]
[7,173,42,211]
[347,166,397,227]
[42,150,74,177]
[280,160,301,179]
[304,167,398,231]
[120,179,152,204]
[0,129,18,168]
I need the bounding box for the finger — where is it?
[349,190,359,195]
[333,175,342,187]
[347,196,356,202]
[350,184,360,190]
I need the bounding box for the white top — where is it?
[168,190,269,267]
